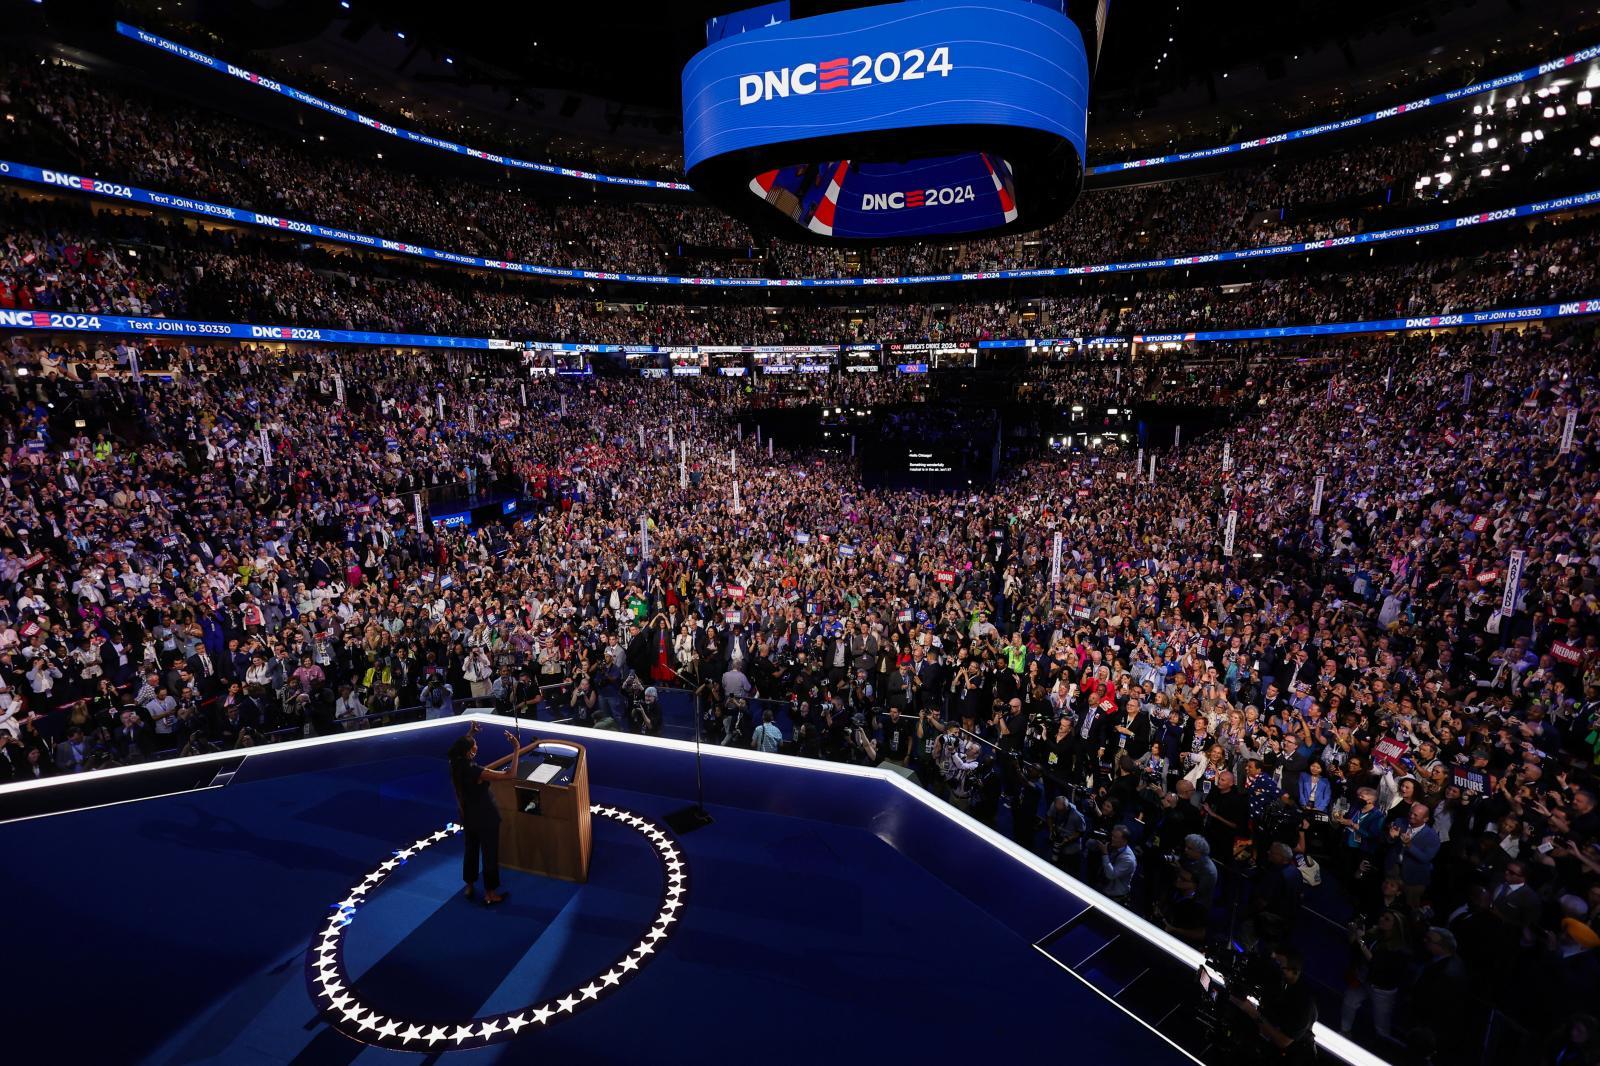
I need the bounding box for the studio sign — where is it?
[307,806,687,1050]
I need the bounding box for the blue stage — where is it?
[0,717,1245,1065]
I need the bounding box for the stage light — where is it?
[1435,172,1452,185]
[1579,90,1593,106]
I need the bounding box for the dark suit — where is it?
[187,651,223,697]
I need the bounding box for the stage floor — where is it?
[5,741,1198,1065]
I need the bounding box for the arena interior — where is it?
[1,2,1599,1064]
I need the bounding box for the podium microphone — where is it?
[663,665,714,835]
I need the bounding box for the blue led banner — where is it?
[0,301,1595,351]
[115,23,693,192]
[1121,298,1600,343]
[1089,42,1600,176]
[5,156,1594,291]
[683,0,1088,239]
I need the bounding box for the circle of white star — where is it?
[308,806,686,1050]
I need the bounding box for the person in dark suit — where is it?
[1073,697,1114,783]
[112,709,154,763]
[448,723,522,905]
[187,647,223,698]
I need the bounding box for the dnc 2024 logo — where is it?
[738,47,952,105]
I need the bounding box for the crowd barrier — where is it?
[117,20,1600,187]
[5,154,1594,290]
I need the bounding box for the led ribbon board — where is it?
[683,0,1089,241]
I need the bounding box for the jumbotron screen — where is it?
[684,0,1094,241]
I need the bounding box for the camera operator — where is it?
[1087,823,1137,905]
[1011,763,1044,848]
[630,683,663,736]
[1047,793,1087,871]
[1181,833,1219,906]
[1228,947,1317,1064]
[1161,867,1210,947]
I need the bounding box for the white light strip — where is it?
[1031,943,1205,1065]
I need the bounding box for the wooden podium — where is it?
[489,738,592,883]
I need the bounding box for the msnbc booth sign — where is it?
[683,0,1094,240]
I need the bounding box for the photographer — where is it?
[630,683,663,736]
[1047,793,1087,872]
[1088,823,1137,905]
[1182,833,1220,907]
[1229,947,1317,1064]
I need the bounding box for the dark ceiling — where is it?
[172,0,1493,111]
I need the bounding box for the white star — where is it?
[647,928,668,942]
[358,1011,382,1032]
[530,1006,555,1025]
[328,993,352,1010]
[340,1005,367,1025]
[580,983,601,1000]
[618,956,640,973]
[450,1024,476,1043]
[376,1018,402,1039]
[395,849,413,860]
[636,942,656,957]
[477,1019,501,1038]
[504,1014,529,1034]
[400,1024,425,1043]
[424,1026,449,1045]
[380,859,399,872]
[556,994,580,1013]
[600,970,622,987]
[664,900,682,914]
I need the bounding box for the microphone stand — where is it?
[663,663,714,834]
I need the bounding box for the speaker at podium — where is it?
[490,738,592,883]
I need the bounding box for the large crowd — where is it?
[2,21,1600,1065]
[2,190,1595,349]
[7,53,1589,287]
[0,313,1597,1061]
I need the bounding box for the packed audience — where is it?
[6,53,1578,287]
[0,316,1597,1062]
[2,191,1594,348]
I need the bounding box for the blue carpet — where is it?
[3,753,1193,1066]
